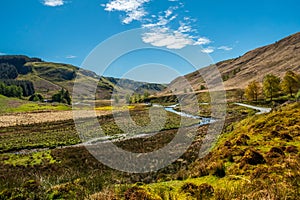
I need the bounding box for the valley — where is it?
[1,31,300,199]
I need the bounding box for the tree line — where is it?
[243,70,300,102]
[0,79,35,97]
[0,82,23,98]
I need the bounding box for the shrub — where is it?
[124,186,161,200]
[29,93,44,102]
[181,182,214,199]
[212,162,226,178]
[240,149,266,167]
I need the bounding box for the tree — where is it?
[263,74,281,101]
[245,80,260,101]
[125,94,130,104]
[52,88,71,105]
[29,94,44,102]
[281,71,300,97]
[236,88,245,102]
[0,81,22,98]
[143,91,150,99]
[114,95,119,104]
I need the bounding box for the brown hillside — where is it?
[168,32,300,93]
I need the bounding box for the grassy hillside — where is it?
[120,102,300,199]
[20,61,166,99]
[0,95,70,114]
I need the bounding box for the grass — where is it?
[7,102,71,113]
[0,102,299,199]
[0,94,71,114]
[1,150,57,166]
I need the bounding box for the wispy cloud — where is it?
[218,46,233,51]
[201,47,214,54]
[43,0,65,7]
[0,52,6,55]
[194,37,211,45]
[66,55,77,59]
[102,0,213,50]
[142,28,194,49]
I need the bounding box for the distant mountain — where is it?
[166,32,300,93]
[0,55,166,99]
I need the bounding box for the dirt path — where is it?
[0,110,112,127]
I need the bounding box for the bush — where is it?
[29,93,44,102]
[240,149,265,167]
[52,88,71,105]
[212,162,226,178]
[124,186,161,200]
[181,182,214,199]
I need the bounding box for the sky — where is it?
[0,0,300,83]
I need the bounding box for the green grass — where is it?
[1,150,57,166]
[0,94,71,114]
[6,102,71,113]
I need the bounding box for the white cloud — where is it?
[103,0,214,50]
[103,0,150,24]
[123,8,147,24]
[165,9,173,18]
[142,26,195,49]
[43,0,64,7]
[194,37,211,45]
[218,46,233,51]
[201,47,214,54]
[66,55,77,59]
[0,52,6,55]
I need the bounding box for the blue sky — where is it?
[0,0,300,83]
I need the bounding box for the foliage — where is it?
[0,81,23,98]
[0,79,35,96]
[29,93,44,102]
[263,74,281,100]
[281,70,300,97]
[52,88,71,105]
[245,80,261,101]
[0,63,18,79]
[0,55,40,74]
[200,85,206,90]
[235,88,245,102]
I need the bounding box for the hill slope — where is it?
[167,32,300,93]
[0,56,166,99]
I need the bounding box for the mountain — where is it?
[0,56,166,99]
[166,32,300,93]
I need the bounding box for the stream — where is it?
[11,105,214,154]
[11,103,270,155]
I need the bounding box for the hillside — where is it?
[0,56,166,99]
[166,32,300,93]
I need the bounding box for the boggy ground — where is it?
[0,103,274,199]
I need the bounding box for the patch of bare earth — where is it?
[0,110,112,127]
